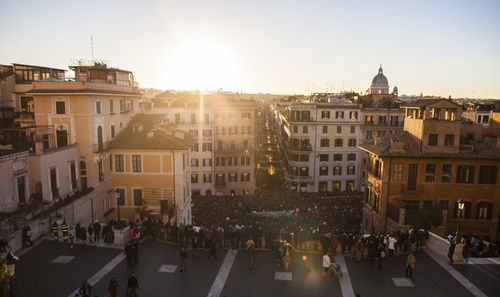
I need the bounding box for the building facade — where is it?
[359,99,500,241]
[275,94,362,193]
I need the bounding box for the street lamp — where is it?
[115,188,121,228]
[456,199,465,241]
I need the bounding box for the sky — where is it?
[1,0,499,98]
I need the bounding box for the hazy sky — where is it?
[1,0,499,98]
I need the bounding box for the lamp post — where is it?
[115,188,121,228]
[456,199,465,242]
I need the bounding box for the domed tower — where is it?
[392,86,398,97]
[371,65,389,94]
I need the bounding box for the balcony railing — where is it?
[15,111,34,121]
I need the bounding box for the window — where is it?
[191,143,199,152]
[334,139,343,147]
[390,116,399,126]
[347,166,355,175]
[293,126,298,133]
[365,115,373,124]
[337,126,342,133]
[191,159,199,167]
[242,112,251,119]
[216,174,225,185]
[290,166,298,176]
[322,126,328,133]
[378,116,386,125]
[115,155,124,172]
[320,138,329,147]
[230,126,237,135]
[456,165,474,183]
[441,164,452,183]
[333,166,342,175]
[191,174,198,183]
[230,140,236,150]
[241,156,250,165]
[350,126,355,134]
[117,188,125,205]
[70,161,77,190]
[216,112,224,119]
[243,140,249,148]
[349,111,358,120]
[425,164,436,183]
[302,126,308,133]
[444,134,455,146]
[191,113,196,124]
[175,113,180,124]
[133,189,143,206]
[216,157,225,166]
[347,154,356,161]
[319,166,328,175]
[202,143,212,152]
[477,202,492,220]
[109,99,114,113]
[56,101,65,114]
[300,167,309,176]
[50,167,58,198]
[56,130,68,148]
[318,182,328,192]
[366,130,372,140]
[428,134,438,146]
[216,126,224,135]
[319,154,328,162]
[348,139,357,147]
[132,155,141,172]
[478,166,497,184]
[334,154,342,161]
[110,125,115,139]
[228,156,238,166]
[96,100,101,114]
[290,154,299,161]
[335,111,344,119]
[228,173,238,182]
[346,181,354,191]
[202,129,212,137]
[332,182,341,192]
[203,159,212,166]
[190,129,199,136]
[393,163,403,182]
[300,154,309,162]
[242,126,250,134]
[120,99,124,112]
[203,174,212,183]
[241,172,250,181]
[321,111,330,119]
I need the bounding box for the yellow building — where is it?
[111,114,195,225]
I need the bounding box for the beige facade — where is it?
[0,151,30,212]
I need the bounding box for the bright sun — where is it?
[164,41,240,91]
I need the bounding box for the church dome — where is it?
[371,66,388,87]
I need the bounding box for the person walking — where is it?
[51,221,59,241]
[78,281,92,297]
[449,241,456,264]
[125,241,134,268]
[126,273,139,297]
[108,277,118,297]
[179,246,188,272]
[388,234,397,257]
[463,242,471,264]
[87,223,94,243]
[208,238,217,260]
[354,238,364,263]
[69,226,75,248]
[406,252,415,278]
[132,239,139,265]
[93,221,101,242]
[246,236,256,270]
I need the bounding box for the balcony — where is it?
[15,111,34,121]
[287,144,312,152]
[93,141,111,153]
[215,181,226,188]
[401,183,424,194]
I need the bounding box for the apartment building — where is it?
[152,92,257,196]
[358,99,500,240]
[111,114,195,225]
[275,94,362,193]
[27,62,141,223]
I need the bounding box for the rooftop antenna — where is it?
[91,36,94,60]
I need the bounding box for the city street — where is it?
[14,237,500,297]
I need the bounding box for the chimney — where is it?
[147,131,154,138]
[132,123,143,133]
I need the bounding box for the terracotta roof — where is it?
[111,114,196,150]
[358,131,500,160]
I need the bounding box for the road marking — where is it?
[424,248,488,297]
[335,254,355,297]
[274,272,292,281]
[52,255,74,264]
[158,264,178,273]
[392,277,415,287]
[207,249,237,297]
[67,253,125,297]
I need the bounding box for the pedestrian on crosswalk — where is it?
[69,226,75,248]
[246,236,256,270]
[126,273,139,297]
[108,277,118,297]
[406,252,415,278]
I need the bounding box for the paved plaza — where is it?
[14,237,500,297]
